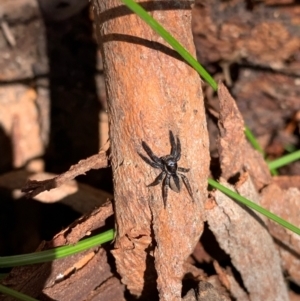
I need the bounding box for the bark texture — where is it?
[205,83,289,300]
[206,178,289,301]
[93,1,210,299]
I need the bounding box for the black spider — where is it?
[138,130,194,207]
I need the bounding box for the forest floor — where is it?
[1,0,300,300]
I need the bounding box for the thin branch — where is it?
[22,149,109,198]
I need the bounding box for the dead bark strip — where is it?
[93,1,210,299]
[217,83,272,190]
[206,178,289,301]
[207,83,289,300]
[1,203,119,301]
[22,150,109,198]
[261,180,300,286]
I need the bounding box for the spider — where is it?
[138,130,194,207]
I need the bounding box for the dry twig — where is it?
[22,149,109,198]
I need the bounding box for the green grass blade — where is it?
[122,0,300,235]
[284,144,297,153]
[208,178,300,235]
[121,0,268,157]
[268,150,300,170]
[0,284,39,301]
[121,0,218,91]
[269,167,279,176]
[0,229,114,268]
[244,126,264,155]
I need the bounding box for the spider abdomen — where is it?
[169,174,181,193]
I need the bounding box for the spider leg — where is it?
[141,141,164,166]
[175,136,181,161]
[138,153,162,169]
[147,171,166,187]
[169,130,181,161]
[169,173,181,193]
[163,175,170,207]
[169,130,177,157]
[177,167,190,173]
[179,173,194,201]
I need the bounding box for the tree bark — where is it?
[93,1,210,300]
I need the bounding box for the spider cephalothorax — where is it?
[138,130,194,207]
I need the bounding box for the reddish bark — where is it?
[22,150,109,198]
[217,83,272,190]
[205,84,289,300]
[1,202,119,301]
[93,0,210,299]
[261,180,300,286]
